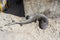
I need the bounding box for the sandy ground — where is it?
[0,0,60,40]
[0,13,60,40]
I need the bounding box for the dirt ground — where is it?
[0,0,60,40]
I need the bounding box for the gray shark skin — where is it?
[5,13,48,29]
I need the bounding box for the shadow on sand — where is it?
[4,0,25,17]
